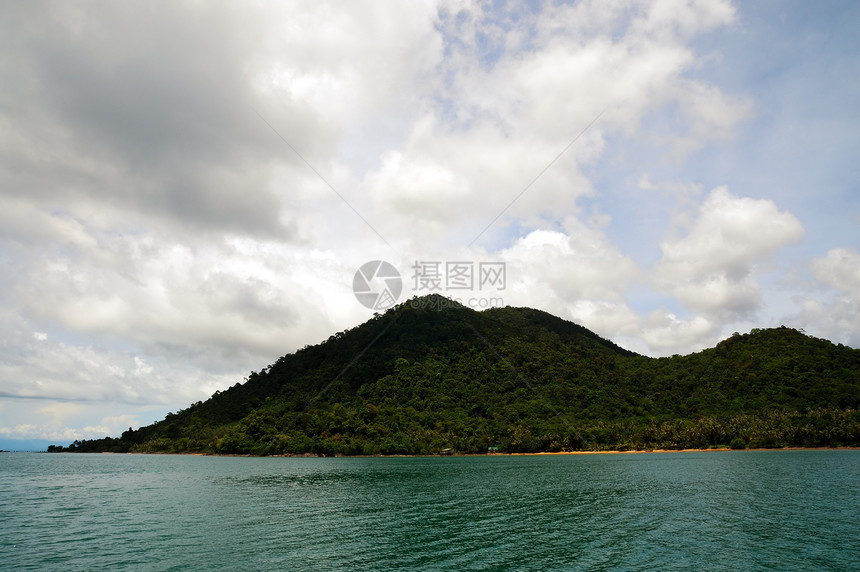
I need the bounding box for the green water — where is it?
[1,450,858,570]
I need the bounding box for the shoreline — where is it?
[508,447,857,456]
[461,446,859,457]
[78,446,860,458]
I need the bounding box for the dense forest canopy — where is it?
[49,295,860,455]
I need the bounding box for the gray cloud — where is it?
[1,2,326,239]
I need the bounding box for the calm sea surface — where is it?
[1,450,857,571]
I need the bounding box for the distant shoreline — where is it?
[73,446,860,458]
[507,446,860,456]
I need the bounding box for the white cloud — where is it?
[637,174,704,203]
[0,412,142,442]
[641,311,717,354]
[0,396,147,442]
[501,225,640,338]
[656,187,805,319]
[358,0,750,252]
[366,148,474,229]
[811,248,860,293]
[785,248,860,347]
[671,81,753,158]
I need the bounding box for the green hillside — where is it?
[50,295,860,455]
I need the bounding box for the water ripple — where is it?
[1,451,858,570]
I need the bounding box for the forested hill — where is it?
[50,295,860,454]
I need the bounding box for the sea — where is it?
[1,450,857,571]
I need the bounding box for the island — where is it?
[49,295,859,455]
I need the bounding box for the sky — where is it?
[1,0,858,445]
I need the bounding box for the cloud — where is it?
[655,187,805,319]
[671,81,753,158]
[500,224,640,337]
[632,0,737,37]
[641,311,716,354]
[811,248,860,293]
[0,409,143,442]
[637,174,703,201]
[786,248,860,347]
[361,0,749,247]
[1,3,310,240]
